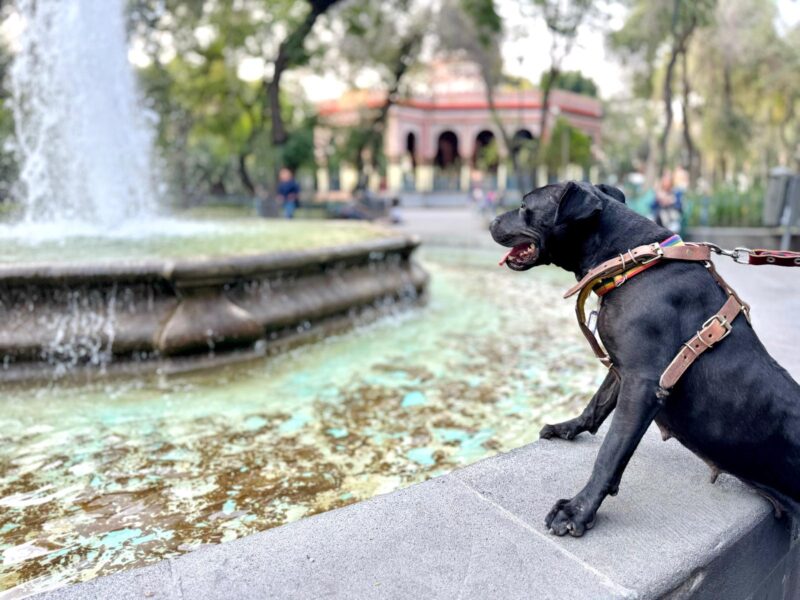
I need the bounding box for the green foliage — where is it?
[459,0,502,46]
[0,37,17,202]
[542,118,592,171]
[683,185,764,227]
[475,138,501,171]
[130,0,321,200]
[283,121,317,172]
[539,71,598,97]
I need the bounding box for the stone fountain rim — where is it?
[0,235,421,285]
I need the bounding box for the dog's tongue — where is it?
[498,248,515,266]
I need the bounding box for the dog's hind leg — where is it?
[540,370,619,441]
[545,375,663,537]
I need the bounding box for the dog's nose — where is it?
[489,216,500,233]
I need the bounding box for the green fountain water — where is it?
[0,247,604,597]
[0,219,392,264]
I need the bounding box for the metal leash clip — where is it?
[705,243,752,264]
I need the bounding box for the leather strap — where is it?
[564,243,711,298]
[659,295,745,389]
[748,249,800,267]
[566,239,749,393]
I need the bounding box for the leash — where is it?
[566,240,800,394]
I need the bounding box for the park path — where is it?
[396,206,800,378]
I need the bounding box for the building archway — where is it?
[472,130,499,172]
[434,130,461,191]
[434,131,460,170]
[510,129,536,192]
[403,132,418,191]
[406,132,417,168]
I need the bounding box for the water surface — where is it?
[0,248,605,597]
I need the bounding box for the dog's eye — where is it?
[520,204,526,210]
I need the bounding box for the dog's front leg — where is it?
[545,375,663,537]
[540,370,620,440]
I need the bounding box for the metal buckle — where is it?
[702,314,732,340]
[706,243,752,264]
[587,310,599,333]
[639,246,664,265]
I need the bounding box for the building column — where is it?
[416,163,434,192]
[340,165,358,193]
[316,167,330,194]
[536,167,547,187]
[460,164,471,192]
[497,164,508,192]
[387,161,403,192]
[368,170,381,192]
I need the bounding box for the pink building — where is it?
[314,60,603,198]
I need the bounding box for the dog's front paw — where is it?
[539,419,584,441]
[545,498,596,537]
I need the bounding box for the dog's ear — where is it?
[596,184,626,204]
[554,181,604,226]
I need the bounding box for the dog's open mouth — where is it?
[499,242,538,269]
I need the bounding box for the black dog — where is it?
[490,181,800,537]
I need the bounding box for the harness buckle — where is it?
[702,314,732,341]
[639,246,664,265]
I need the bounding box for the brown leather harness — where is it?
[565,241,800,394]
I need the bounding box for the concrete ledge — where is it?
[36,425,798,599]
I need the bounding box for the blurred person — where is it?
[277,167,300,219]
[468,170,485,206]
[651,171,682,233]
[389,197,403,225]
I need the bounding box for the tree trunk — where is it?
[353,34,421,189]
[680,48,698,187]
[658,47,680,177]
[264,0,341,147]
[536,66,558,187]
[538,67,558,151]
[481,69,518,188]
[238,153,255,196]
[658,0,696,178]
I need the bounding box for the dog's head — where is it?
[490,181,625,271]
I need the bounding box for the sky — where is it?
[3,0,797,103]
[299,0,800,102]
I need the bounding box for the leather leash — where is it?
[565,242,800,394]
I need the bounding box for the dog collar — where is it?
[592,235,683,297]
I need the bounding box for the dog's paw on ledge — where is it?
[539,419,585,441]
[545,497,597,537]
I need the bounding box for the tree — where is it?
[692,0,792,181]
[610,0,715,184]
[527,0,598,167]
[264,0,341,149]
[542,117,592,179]
[130,0,320,202]
[439,0,521,181]
[539,70,598,97]
[0,17,17,204]
[332,0,429,188]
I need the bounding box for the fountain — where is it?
[0,5,606,597]
[0,0,427,380]
[10,0,159,228]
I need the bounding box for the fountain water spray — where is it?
[9,0,160,230]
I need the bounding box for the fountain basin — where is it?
[0,235,427,380]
